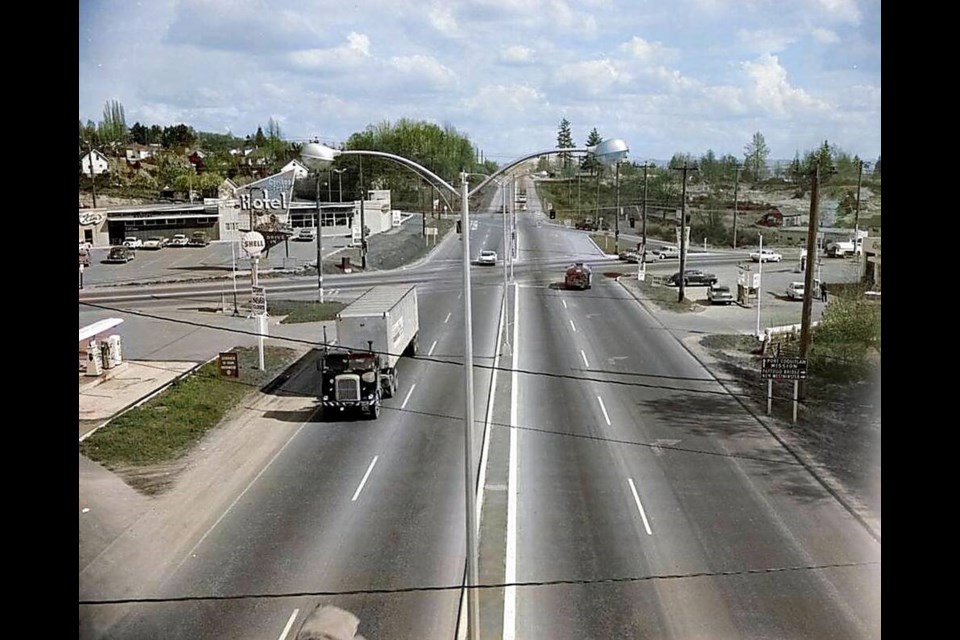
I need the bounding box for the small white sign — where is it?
[252,285,267,315]
[241,231,266,256]
[752,273,761,289]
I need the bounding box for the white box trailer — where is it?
[336,284,420,369]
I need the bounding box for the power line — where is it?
[77,300,877,411]
[78,559,879,606]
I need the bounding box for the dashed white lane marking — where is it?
[627,478,653,535]
[597,396,611,426]
[352,456,379,502]
[277,609,299,640]
[401,384,416,409]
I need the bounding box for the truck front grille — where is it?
[335,377,361,402]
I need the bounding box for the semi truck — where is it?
[318,284,420,420]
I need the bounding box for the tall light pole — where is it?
[332,168,347,202]
[732,162,742,249]
[298,139,629,640]
[673,164,698,302]
[854,159,869,257]
[309,168,325,302]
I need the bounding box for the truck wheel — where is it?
[411,336,419,356]
[369,399,381,420]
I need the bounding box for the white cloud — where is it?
[736,28,798,54]
[429,4,459,34]
[619,37,674,64]
[463,84,545,116]
[389,55,458,87]
[811,27,840,44]
[741,54,829,114]
[555,59,629,95]
[500,45,534,64]
[288,32,372,71]
[816,0,861,23]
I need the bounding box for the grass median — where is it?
[80,345,300,493]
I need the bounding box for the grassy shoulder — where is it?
[269,300,345,324]
[79,346,300,493]
[699,291,881,515]
[618,274,700,313]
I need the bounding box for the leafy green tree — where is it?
[161,124,196,150]
[582,128,603,176]
[253,126,267,147]
[743,131,769,181]
[98,99,128,149]
[556,118,575,175]
[130,122,148,145]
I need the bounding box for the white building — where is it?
[79,149,110,176]
[280,159,310,179]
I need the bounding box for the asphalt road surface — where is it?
[80,180,879,639]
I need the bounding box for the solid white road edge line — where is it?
[176,421,310,571]
[277,609,299,640]
[597,396,612,426]
[628,478,654,535]
[503,281,520,640]
[351,456,379,502]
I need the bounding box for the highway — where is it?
[79,180,879,639]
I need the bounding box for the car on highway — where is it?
[477,249,497,265]
[142,236,167,250]
[168,234,189,247]
[104,246,135,263]
[785,281,805,300]
[295,227,317,242]
[750,248,783,262]
[668,269,718,286]
[707,284,735,305]
[187,232,209,247]
[123,237,143,249]
[652,245,681,260]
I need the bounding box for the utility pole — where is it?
[640,163,651,257]
[87,141,98,209]
[316,171,324,303]
[732,163,742,248]
[673,164,698,302]
[359,155,367,269]
[854,159,868,256]
[614,160,621,253]
[799,163,830,395]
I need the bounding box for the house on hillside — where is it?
[281,158,309,179]
[124,143,158,162]
[79,149,110,176]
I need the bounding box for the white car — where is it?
[750,249,783,262]
[653,246,680,260]
[785,281,805,300]
[169,234,189,247]
[295,227,317,242]
[142,236,166,250]
[478,250,497,265]
[123,237,143,249]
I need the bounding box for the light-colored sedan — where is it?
[750,249,783,262]
[785,281,805,300]
[123,237,143,249]
[142,236,166,250]
[477,250,498,265]
[168,234,189,247]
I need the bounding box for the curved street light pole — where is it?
[299,140,628,640]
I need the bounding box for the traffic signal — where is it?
[456,219,462,233]
[549,208,556,219]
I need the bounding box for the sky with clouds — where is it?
[79,0,880,164]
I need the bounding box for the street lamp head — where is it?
[301,142,340,169]
[588,138,630,165]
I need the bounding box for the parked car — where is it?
[187,232,209,247]
[574,220,598,231]
[618,250,640,263]
[104,246,135,263]
[785,281,805,300]
[707,284,735,305]
[123,237,143,249]
[749,248,783,262]
[295,227,317,242]
[668,269,718,286]
[142,236,167,250]
[652,245,680,260]
[478,249,498,265]
[169,234,189,247]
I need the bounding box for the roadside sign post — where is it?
[761,356,808,422]
[218,352,239,378]
[242,232,267,371]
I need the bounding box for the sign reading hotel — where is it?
[236,170,297,250]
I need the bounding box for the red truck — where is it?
[564,262,592,290]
